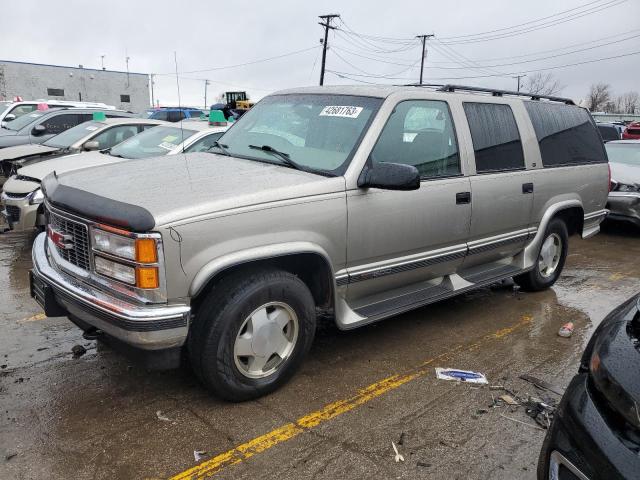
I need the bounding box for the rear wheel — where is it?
[514,218,568,292]
[188,269,316,401]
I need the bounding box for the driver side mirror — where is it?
[4,114,15,122]
[31,124,47,136]
[358,162,420,191]
[83,140,100,151]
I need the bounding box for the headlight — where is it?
[94,256,136,285]
[615,183,639,193]
[90,226,160,289]
[29,189,45,205]
[91,228,159,263]
[92,228,136,260]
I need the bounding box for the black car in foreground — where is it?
[538,293,640,479]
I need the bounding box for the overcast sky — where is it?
[1,0,639,108]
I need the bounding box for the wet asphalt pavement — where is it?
[0,224,638,480]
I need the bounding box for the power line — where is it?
[155,46,319,75]
[427,32,640,70]
[439,0,608,40]
[326,48,640,82]
[332,49,419,79]
[439,0,627,44]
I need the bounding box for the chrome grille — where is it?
[5,205,20,223]
[49,212,91,271]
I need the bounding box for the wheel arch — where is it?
[189,243,336,315]
[522,199,584,268]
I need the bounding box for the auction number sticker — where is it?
[158,142,176,150]
[319,106,363,118]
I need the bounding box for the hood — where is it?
[610,162,640,187]
[0,143,58,162]
[44,152,345,229]
[16,150,125,181]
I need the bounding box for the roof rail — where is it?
[435,84,575,105]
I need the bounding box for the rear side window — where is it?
[463,103,525,173]
[41,114,82,135]
[188,110,203,118]
[524,102,606,166]
[370,100,460,179]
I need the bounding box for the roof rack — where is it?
[435,84,575,105]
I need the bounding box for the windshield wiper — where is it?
[248,144,305,172]
[207,140,231,156]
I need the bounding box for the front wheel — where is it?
[514,218,568,292]
[188,269,316,401]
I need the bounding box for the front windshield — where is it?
[43,121,103,148]
[218,94,382,175]
[4,111,46,131]
[605,143,640,166]
[109,125,196,159]
[0,104,9,116]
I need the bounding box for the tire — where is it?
[514,218,569,292]
[188,269,316,401]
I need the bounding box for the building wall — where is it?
[0,61,149,113]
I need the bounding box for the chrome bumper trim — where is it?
[31,233,190,349]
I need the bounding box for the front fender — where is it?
[189,241,336,297]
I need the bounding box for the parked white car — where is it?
[0,121,228,232]
[0,100,116,125]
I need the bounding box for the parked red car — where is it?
[622,122,640,139]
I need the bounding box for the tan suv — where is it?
[29,85,609,400]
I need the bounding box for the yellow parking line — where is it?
[17,313,47,323]
[169,315,533,480]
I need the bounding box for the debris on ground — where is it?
[156,410,172,422]
[499,413,545,431]
[499,394,519,406]
[391,442,404,462]
[397,432,406,446]
[439,439,460,448]
[435,368,488,384]
[558,322,574,338]
[416,461,431,467]
[193,450,207,462]
[519,374,564,395]
[5,452,17,461]
[71,345,86,359]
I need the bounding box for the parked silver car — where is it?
[30,85,609,400]
[606,139,640,227]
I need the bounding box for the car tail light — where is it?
[608,163,612,192]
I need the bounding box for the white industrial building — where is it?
[0,60,150,113]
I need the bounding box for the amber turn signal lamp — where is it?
[136,267,159,289]
[135,238,158,263]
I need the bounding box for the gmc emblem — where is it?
[48,226,74,250]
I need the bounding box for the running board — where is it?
[352,265,527,323]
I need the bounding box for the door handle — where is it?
[522,183,534,194]
[456,192,471,204]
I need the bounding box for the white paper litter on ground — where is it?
[435,367,488,384]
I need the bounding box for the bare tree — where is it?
[587,83,612,112]
[618,91,639,114]
[525,73,564,96]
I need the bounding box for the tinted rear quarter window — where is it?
[463,102,525,173]
[524,101,606,166]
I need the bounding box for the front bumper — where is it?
[0,191,42,232]
[538,373,640,480]
[607,192,640,227]
[30,232,190,351]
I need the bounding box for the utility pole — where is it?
[512,74,526,92]
[416,34,435,85]
[150,74,155,108]
[100,55,106,71]
[204,79,210,109]
[318,14,339,86]
[125,53,131,87]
